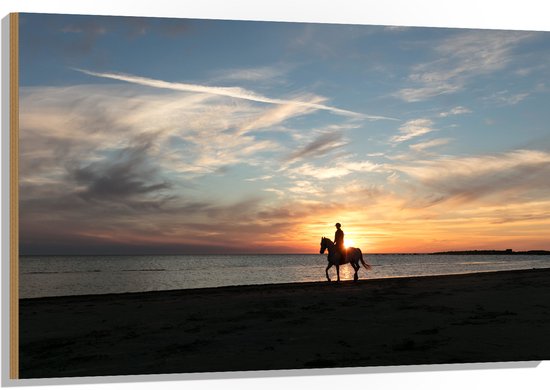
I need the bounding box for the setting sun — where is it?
[344,239,355,248]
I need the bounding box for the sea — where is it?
[19,253,550,299]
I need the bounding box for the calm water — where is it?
[20,254,550,298]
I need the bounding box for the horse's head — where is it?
[320,237,329,254]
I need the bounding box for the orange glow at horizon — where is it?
[62,197,550,255]
[259,197,550,254]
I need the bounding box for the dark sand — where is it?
[20,268,550,378]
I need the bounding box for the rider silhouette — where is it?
[334,223,346,263]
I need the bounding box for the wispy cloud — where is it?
[394,149,550,205]
[75,68,397,120]
[287,160,384,180]
[245,175,274,182]
[237,96,324,135]
[395,84,461,102]
[391,118,435,143]
[484,90,530,106]
[213,65,289,82]
[288,180,324,196]
[262,188,285,197]
[439,106,471,117]
[394,31,534,102]
[285,131,347,163]
[409,138,451,153]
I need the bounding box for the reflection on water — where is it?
[20,254,550,298]
[327,263,356,281]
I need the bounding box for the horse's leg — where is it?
[325,263,332,282]
[336,264,340,282]
[353,261,359,281]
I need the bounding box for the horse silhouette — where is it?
[320,237,371,282]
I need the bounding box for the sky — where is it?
[18,13,550,254]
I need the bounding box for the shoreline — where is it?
[20,267,550,378]
[20,267,550,301]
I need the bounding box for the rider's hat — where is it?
[335,223,341,228]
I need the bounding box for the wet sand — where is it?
[19,268,550,378]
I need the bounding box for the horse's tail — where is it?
[359,250,372,271]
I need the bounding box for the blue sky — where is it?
[18,13,550,254]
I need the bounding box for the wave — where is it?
[121,269,168,272]
[458,261,509,265]
[24,268,169,275]
[24,270,102,275]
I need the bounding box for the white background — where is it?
[1,0,549,388]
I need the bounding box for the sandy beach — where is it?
[19,268,550,378]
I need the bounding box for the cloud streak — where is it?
[76,68,397,121]
[395,149,550,205]
[285,131,347,163]
[287,159,384,180]
[439,106,471,117]
[394,31,534,102]
[391,118,435,143]
[237,97,323,135]
[484,90,530,106]
[409,138,451,153]
[213,65,289,82]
